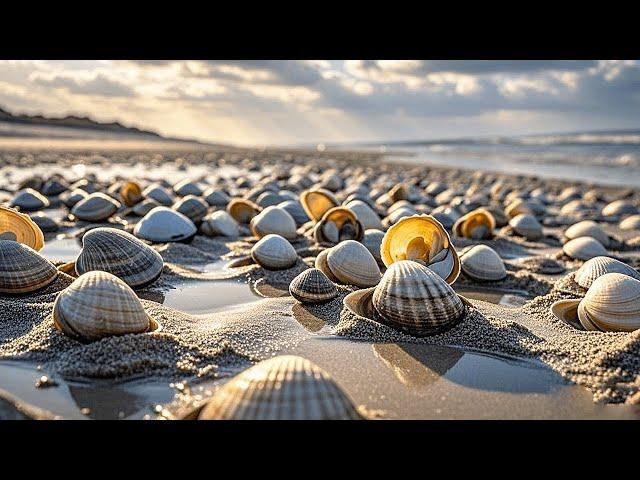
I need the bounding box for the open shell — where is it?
[0,206,45,251]
[200,210,239,237]
[509,213,543,241]
[0,241,58,294]
[573,256,640,290]
[197,355,361,420]
[10,188,50,212]
[251,234,298,270]
[459,245,506,282]
[172,195,209,224]
[133,206,197,243]
[300,188,339,222]
[250,206,297,240]
[227,198,261,224]
[75,227,164,289]
[53,271,160,342]
[119,181,143,207]
[565,220,610,247]
[551,273,640,332]
[562,236,608,261]
[289,268,338,303]
[71,193,121,222]
[380,214,459,284]
[313,207,364,244]
[452,208,495,240]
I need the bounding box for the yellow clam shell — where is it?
[0,206,45,251]
[300,188,339,222]
[120,181,143,207]
[226,198,262,224]
[452,208,496,239]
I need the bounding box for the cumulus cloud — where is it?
[29,71,135,97]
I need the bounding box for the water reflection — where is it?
[161,280,262,315]
[455,288,530,307]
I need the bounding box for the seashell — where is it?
[197,355,360,420]
[133,206,197,243]
[573,256,640,290]
[132,198,160,217]
[289,268,338,303]
[380,214,459,284]
[509,213,543,241]
[119,181,143,207]
[0,241,58,294]
[71,193,121,222]
[560,199,595,216]
[362,229,385,263]
[250,234,298,270]
[425,181,446,196]
[345,200,383,230]
[557,186,582,203]
[250,206,297,240]
[0,206,45,250]
[562,236,608,261]
[75,228,164,289]
[41,179,68,196]
[452,208,495,240]
[29,213,58,233]
[565,220,610,247]
[143,184,174,206]
[361,260,466,337]
[504,198,532,219]
[551,273,640,332]
[620,214,640,231]
[173,179,203,197]
[385,205,418,227]
[601,200,638,219]
[388,183,410,203]
[227,198,261,224]
[53,271,160,342]
[202,188,230,207]
[459,245,506,281]
[70,179,98,194]
[60,188,89,208]
[172,195,209,224]
[10,188,50,212]
[431,211,455,230]
[256,191,285,208]
[325,240,381,287]
[314,248,339,282]
[300,188,339,222]
[313,207,364,245]
[485,206,508,227]
[278,200,310,227]
[200,210,239,237]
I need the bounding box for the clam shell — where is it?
[120,181,143,207]
[143,184,174,206]
[202,188,230,207]
[314,248,339,282]
[197,355,361,420]
[326,240,381,287]
[562,236,608,261]
[133,206,197,243]
[0,241,58,294]
[41,179,68,196]
[384,205,417,226]
[345,200,383,230]
[300,188,339,222]
[60,188,89,208]
[250,206,297,240]
[0,206,45,251]
[172,195,209,224]
[278,200,310,227]
[509,213,542,241]
[200,211,239,237]
[620,214,640,231]
[313,207,364,244]
[362,229,385,262]
[53,271,160,342]
[227,198,261,224]
[10,188,50,212]
[452,208,495,240]
[371,260,465,336]
[29,213,58,233]
[71,193,121,222]
[75,228,164,289]
[173,179,203,197]
[460,245,506,281]
[289,268,338,303]
[256,191,285,208]
[574,256,640,289]
[389,183,410,203]
[132,198,160,217]
[251,234,298,270]
[601,200,638,218]
[565,220,610,247]
[505,198,532,218]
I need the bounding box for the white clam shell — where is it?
[346,200,383,230]
[289,268,338,303]
[173,179,203,197]
[133,206,197,243]
[0,240,58,294]
[314,248,339,282]
[251,234,298,270]
[620,214,640,231]
[202,188,230,207]
[601,200,638,218]
[574,256,640,290]
[460,245,507,282]
[326,240,381,287]
[578,273,640,332]
[60,188,89,208]
[71,193,121,222]
[278,200,310,227]
[200,210,239,237]
[509,213,543,241]
[362,229,385,262]
[562,236,608,261]
[565,220,610,247]
[250,206,297,240]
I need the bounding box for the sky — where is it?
[0,60,638,146]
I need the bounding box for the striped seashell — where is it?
[200,210,239,237]
[41,179,68,196]
[202,188,230,207]
[251,234,298,270]
[60,188,89,208]
[509,213,543,241]
[250,206,297,240]
[565,220,610,247]
[132,198,160,217]
[452,208,495,240]
[289,268,338,303]
[601,200,638,219]
[313,207,364,245]
[620,214,640,231]
[173,179,203,197]
[326,240,381,287]
[573,256,640,290]
[75,228,164,289]
[0,241,58,294]
[460,244,506,281]
[172,195,209,224]
[227,198,261,224]
[53,271,160,342]
[372,260,466,336]
[278,200,310,227]
[119,181,143,207]
[10,188,50,212]
[300,188,339,222]
[0,206,45,251]
[551,273,640,332]
[71,193,121,222]
[345,200,383,230]
[562,236,608,261]
[143,184,174,206]
[197,355,361,420]
[133,206,197,243]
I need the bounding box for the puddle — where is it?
[39,235,82,262]
[455,288,530,307]
[182,258,230,273]
[161,280,263,315]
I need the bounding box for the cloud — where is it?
[30,72,136,97]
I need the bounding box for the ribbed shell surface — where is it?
[562,236,608,261]
[0,206,45,251]
[578,273,640,332]
[53,271,152,342]
[0,241,58,294]
[289,268,338,303]
[460,245,507,281]
[326,240,381,287]
[251,234,297,270]
[250,206,297,240]
[565,220,610,247]
[372,260,465,337]
[10,188,50,211]
[133,206,197,243]
[71,193,121,222]
[75,228,164,288]
[574,256,640,289]
[198,355,361,420]
[172,195,209,223]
